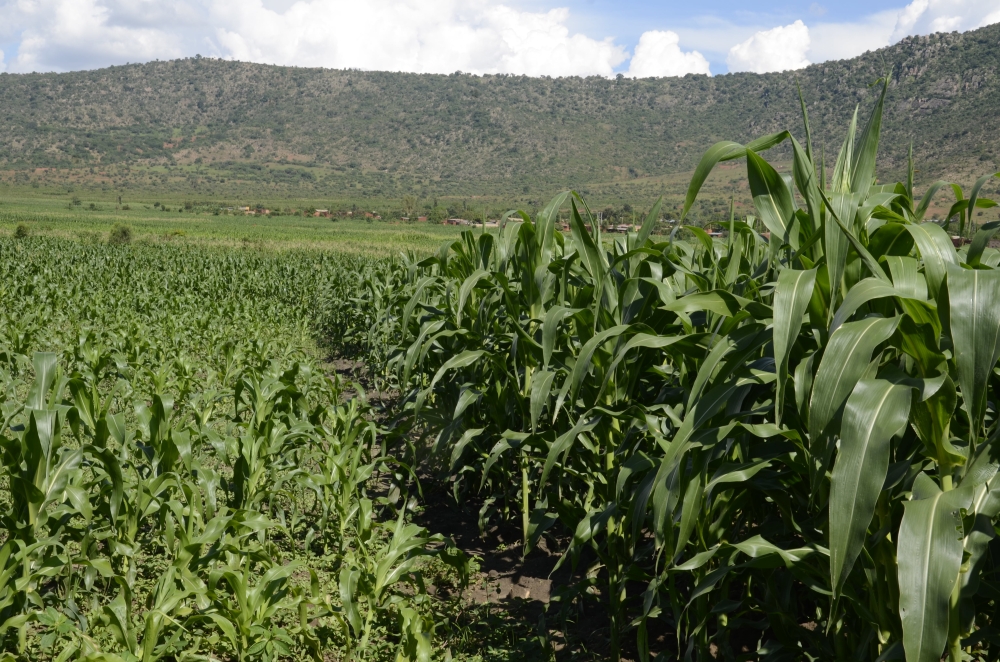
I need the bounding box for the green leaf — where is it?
[831,106,858,194]
[906,223,959,300]
[772,268,817,425]
[537,191,570,263]
[914,181,954,223]
[966,220,1000,267]
[662,290,741,317]
[569,199,607,285]
[681,142,749,221]
[542,306,581,368]
[965,173,999,235]
[829,379,912,598]
[456,268,490,325]
[850,77,888,194]
[529,370,556,433]
[681,133,789,220]
[824,192,859,302]
[428,350,486,393]
[635,196,663,247]
[747,149,794,245]
[568,325,629,404]
[809,316,899,441]
[946,265,1000,441]
[27,352,58,410]
[885,256,927,300]
[829,277,898,334]
[898,474,972,662]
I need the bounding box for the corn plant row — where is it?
[0,238,465,661]
[351,79,1000,661]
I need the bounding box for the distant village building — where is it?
[314,209,330,217]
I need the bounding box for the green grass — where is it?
[0,193,472,255]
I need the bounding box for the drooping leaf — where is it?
[907,223,960,300]
[898,475,972,662]
[947,265,1000,441]
[747,149,795,245]
[829,379,912,597]
[809,316,899,441]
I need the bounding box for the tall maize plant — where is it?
[376,77,1000,660]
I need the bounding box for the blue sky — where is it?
[550,0,911,72]
[0,0,997,75]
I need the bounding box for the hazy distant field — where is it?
[0,193,471,254]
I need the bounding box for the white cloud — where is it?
[2,0,999,77]
[807,10,899,63]
[0,0,629,76]
[807,0,1000,68]
[889,0,1000,41]
[207,0,628,76]
[1,0,202,71]
[626,30,710,78]
[726,20,810,74]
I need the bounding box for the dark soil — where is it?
[413,482,628,660]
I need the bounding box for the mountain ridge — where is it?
[0,23,998,213]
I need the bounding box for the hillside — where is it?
[0,23,998,215]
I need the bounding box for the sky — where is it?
[0,0,997,77]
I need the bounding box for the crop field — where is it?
[2,76,1000,662]
[0,197,472,255]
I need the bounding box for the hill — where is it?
[0,23,998,218]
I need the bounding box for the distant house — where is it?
[417,216,428,222]
[615,224,633,233]
[446,218,471,226]
[314,209,330,217]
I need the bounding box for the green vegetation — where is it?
[332,80,1000,660]
[1,24,999,215]
[108,222,132,244]
[4,58,1000,662]
[0,196,479,255]
[0,237,568,661]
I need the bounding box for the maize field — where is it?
[4,75,1000,661]
[344,78,1000,661]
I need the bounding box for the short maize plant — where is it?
[0,239,467,661]
[348,78,1000,660]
